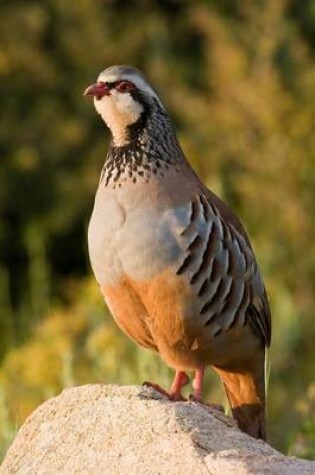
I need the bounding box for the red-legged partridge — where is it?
[84,65,271,440]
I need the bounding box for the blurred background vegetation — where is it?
[0,0,314,461]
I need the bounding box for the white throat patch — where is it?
[94,89,144,147]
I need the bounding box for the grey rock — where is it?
[1,385,314,475]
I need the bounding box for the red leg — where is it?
[189,368,224,412]
[192,368,204,401]
[170,371,189,399]
[143,370,189,401]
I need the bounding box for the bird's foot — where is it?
[186,367,224,412]
[142,381,186,401]
[143,371,189,401]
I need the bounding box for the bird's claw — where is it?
[142,381,187,401]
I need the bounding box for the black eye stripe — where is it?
[101,81,123,89]
[104,82,116,89]
[104,80,135,90]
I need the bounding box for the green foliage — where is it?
[289,383,315,459]
[0,0,315,459]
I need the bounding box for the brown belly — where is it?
[101,270,199,367]
[102,270,261,371]
[101,278,157,352]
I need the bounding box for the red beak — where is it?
[83,81,110,98]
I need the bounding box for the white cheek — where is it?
[94,92,144,146]
[94,95,116,128]
[115,91,143,120]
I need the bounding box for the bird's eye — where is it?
[115,81,135,93]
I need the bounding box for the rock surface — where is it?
[1,384,314,475]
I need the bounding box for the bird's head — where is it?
[84,65,163,147]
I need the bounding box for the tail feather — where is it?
[214,349,267,440]
[230,402,266,440]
